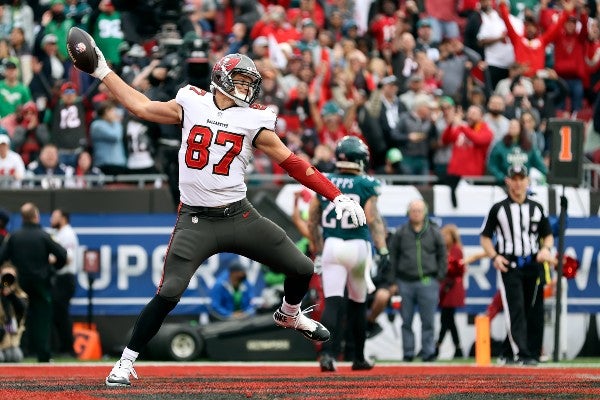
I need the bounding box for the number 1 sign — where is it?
[547,119,585,186]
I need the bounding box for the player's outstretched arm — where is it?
[255,129,366,226]
[93,48,181,125]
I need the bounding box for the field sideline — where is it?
[1,361,599,399]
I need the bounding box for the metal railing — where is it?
[1,165,599,190]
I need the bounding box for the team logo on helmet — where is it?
[215,54,241,73]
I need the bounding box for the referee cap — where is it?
[508,164,528,178]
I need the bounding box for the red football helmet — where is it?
[210,53,261,107]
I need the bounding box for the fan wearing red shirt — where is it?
[250,5,301,43]
[370,0,400,55]
[498,0,574,77]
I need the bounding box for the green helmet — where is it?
[335,136,370,172]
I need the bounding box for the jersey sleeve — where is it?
[363,176,382,203]
[176,84,209,110]
[480,203,501,238]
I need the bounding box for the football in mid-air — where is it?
[66,27,98,74]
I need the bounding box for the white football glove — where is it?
[91,43,111,80]
[333,194,367,227]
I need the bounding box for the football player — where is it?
[84,49,366,386]
[307,136,388,372]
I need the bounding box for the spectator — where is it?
[480,165,556,365]
[70,149,104,188]
[390,33,419,91]
[312,143,336,173]
[0,133,25,188]
[39,0,75,63]
[520,110,545,155]
[487,118,547,185]
[309,99,356,150]
[308,136,386,372]
[494,62,533,98]
[529,73,567,136]
[387,199,447,362]
[442,105,493,206]
[378,75,407,149]
[65,0,92,28]
[423,0,461,43]
[437,37,482,102]
[484,94,510,145]
[504,82,540,122]
[0,202,67,362]
[431,96,454,178]
[553,13,588,116]
[123,111,158,175]
[90,100,128,175]
[87,0,125,69]
[37,34,65,85]
[12,101,49,165]
[584,17,600,103]
[436,224,466,359]
[498,0,573,78]
[208,261,256,321]
[0,263,28,363]
[0,60,32,118]
[415,18,440,62]
[48,82,88,166]
[249,5,300,44]
[475,0,522,89]
[26,143,73,189]
[50,208,78,358]
[399,74,430,111]
[3,0,35,47]
[393,95,437,177]
[369,0,400,58]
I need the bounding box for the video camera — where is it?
[1,271,15,287]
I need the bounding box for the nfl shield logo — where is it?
[191,216,198,224]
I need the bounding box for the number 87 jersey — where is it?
[175,85,277,207]
[319,173,381,241]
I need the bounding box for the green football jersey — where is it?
[318,173,381,241]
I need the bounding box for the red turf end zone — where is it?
[0,363,599,400]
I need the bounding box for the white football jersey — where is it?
[175,85,277,207]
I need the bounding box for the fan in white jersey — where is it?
[74,40,366,387]
[0,135,25,189]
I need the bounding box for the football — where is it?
[66,27,98,74]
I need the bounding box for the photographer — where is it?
[0,264,28,363]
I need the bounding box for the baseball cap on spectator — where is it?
[61,82,78,95]
[42,34,58,46]
[50,0,65,6]
[416,19,432,29]
[342,20,358,36]
[567,15,577,22]
[380,75,399,87]
[301,18,316,28]
[321,101,343,117]
[386,148,403,164]
[439,96,455,107]
[508,164,528,178]
[254,36,269,47]
[0,134,10,145]
[3,60,17,69]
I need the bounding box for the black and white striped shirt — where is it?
[480,197,552,257]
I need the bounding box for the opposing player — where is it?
[308,136,388,372]
[80,47,366,386]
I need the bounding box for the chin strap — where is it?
[279,153,341,201]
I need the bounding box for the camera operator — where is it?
[0,264,28,363]
[0,202,67,362]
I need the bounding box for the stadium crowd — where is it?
[0,0,600,199]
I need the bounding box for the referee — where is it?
[480,165,556,365]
